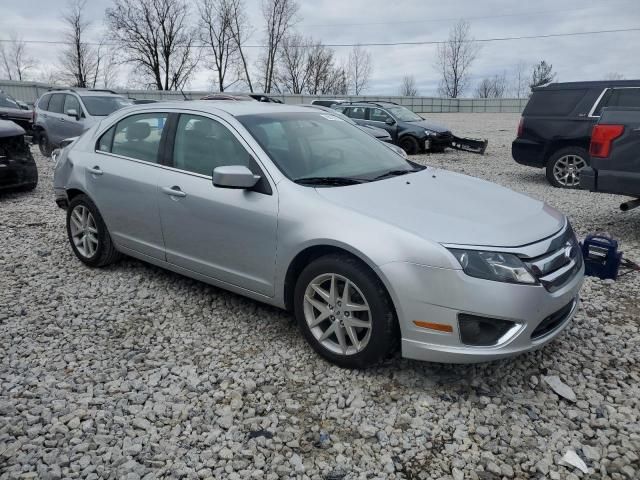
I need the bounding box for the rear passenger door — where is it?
[61,94,85,139]
[45,93,66,145]
[88,111,169,260]
[156,113,278,296]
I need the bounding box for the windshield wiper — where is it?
[294,176,365,186]
[371,169,414,181]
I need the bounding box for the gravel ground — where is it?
[1,113,639,480]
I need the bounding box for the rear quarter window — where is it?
[523,89,588,117]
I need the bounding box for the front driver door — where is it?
[156,113,278,297]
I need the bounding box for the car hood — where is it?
[0,107,32,120]
[316,169,564,247]
[408,118,450,133]
[0,119,25,138]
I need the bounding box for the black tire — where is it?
[545,147,590,189]
[399,136,419,155]
[66,194,121,267]
[38,131,52,157]
[294,253,398,369]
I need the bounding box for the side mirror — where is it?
[385,117,395,126]
[212,165,260,189]
[66,108,79,120]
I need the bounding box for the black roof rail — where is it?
[47,87,75,92]
[88,89,119,94]
[340,100,399,107]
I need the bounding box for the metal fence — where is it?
[0,79,528,113]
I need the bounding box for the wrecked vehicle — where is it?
[333,101,487,155]
[0,90,33,136]
[0,119,38,192]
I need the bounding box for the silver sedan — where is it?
[53,102,584,368]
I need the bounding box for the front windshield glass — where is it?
[238,112,415,182]
[0,94,19,109]
[387,106,422,122]
[81,96,133,116]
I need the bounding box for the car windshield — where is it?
[386,106,422,122]
[0,94,20,109]
[80,96,133,116]
[238,112,417,183]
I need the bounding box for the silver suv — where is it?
[34,89,132,156]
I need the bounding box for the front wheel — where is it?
[545,147,589,188]
[66,194,121,267]
[38,131,52,157]
[399,136,419,155]
[294,254,398,368]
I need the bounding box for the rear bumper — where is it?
[580,167,640,197]
[512,138,546,168]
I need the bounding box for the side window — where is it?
[333,106,347,114]
[63,94,80,115]
[37,95,51,111]
[347,107,366,119]
[370,108,391,122]
[97,126,115,152]
[173,114,252,176]
[111,113,168,163]
[592,89,613,116]
[609,88,640,108]
[48,94,64,114]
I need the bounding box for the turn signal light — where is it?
[590,124,624,158]
[413,321,453,333]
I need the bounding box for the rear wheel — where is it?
[294,254,398,368]
[399,136,419,155]
[66,194,121,267]
[38,131,52,157]
[545,147,589,188]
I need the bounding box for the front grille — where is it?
[531,301,575,339]
[522,225,582,292]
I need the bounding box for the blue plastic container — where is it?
[580,235,622,280]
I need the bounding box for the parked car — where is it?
[53,101,583,368]
[0,90,33,135]
[201,93,256,101]
[311,99,347,108]
[512,80,640,188]
[131,99,158,105]
[301,104,403,152]
[33,89,133,157]
[580,107,640,211]
[333,101,487,155]
[0,119,37,192]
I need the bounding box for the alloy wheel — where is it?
[69,205,99,258]
[303,273,372,356]
[553,154,587,187]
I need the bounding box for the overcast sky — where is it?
[1,0,639,95]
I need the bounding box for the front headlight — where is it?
[449,249,537,284]
[424,129,437,136]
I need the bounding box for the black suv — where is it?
[333,101,453,154]
[512,80,640,188]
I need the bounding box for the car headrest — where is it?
[191,120,213,137]
[126,122,151,141]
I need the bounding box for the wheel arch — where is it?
[544,138,590,165]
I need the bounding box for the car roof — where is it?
[534,80,640,91]
[120,100,314,117]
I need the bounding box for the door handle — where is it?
[162,186,187,198]
[88,166,103,176]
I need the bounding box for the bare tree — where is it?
[106,0,199,90]
[347,45,372,95]
[198,0,239,92]
[277,33,310,94]
[511,61,528,98]
[227,0,254,92]
[60,0,98,88]
[260,0,299,93]
[96,40,120,88]
[0,32,36,81]
[604,72,625,80]
[306,41,336,95]
[436,20,480,98]
[400,75,418,96]
[475,74,506,98]
[530,60,556,89]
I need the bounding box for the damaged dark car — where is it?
[0,119,38,193]
[333,101,487,155]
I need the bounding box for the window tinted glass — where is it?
[80,96,132,116]
[386,106,422,121]
[370,108,392,122]
[48,94,65,114]
[97,126,115,152]
[238,112,413,181]
[63,94,80,114]
[38,95,51,111]
[524,89,587,116]
[592,89,613,116]
[0,93,19,109]
[609,88,640,108]
[112,113,168,163]
[347,107,366,119]
[173,114,252,176]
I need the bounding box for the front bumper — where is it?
[380,237,584,364]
